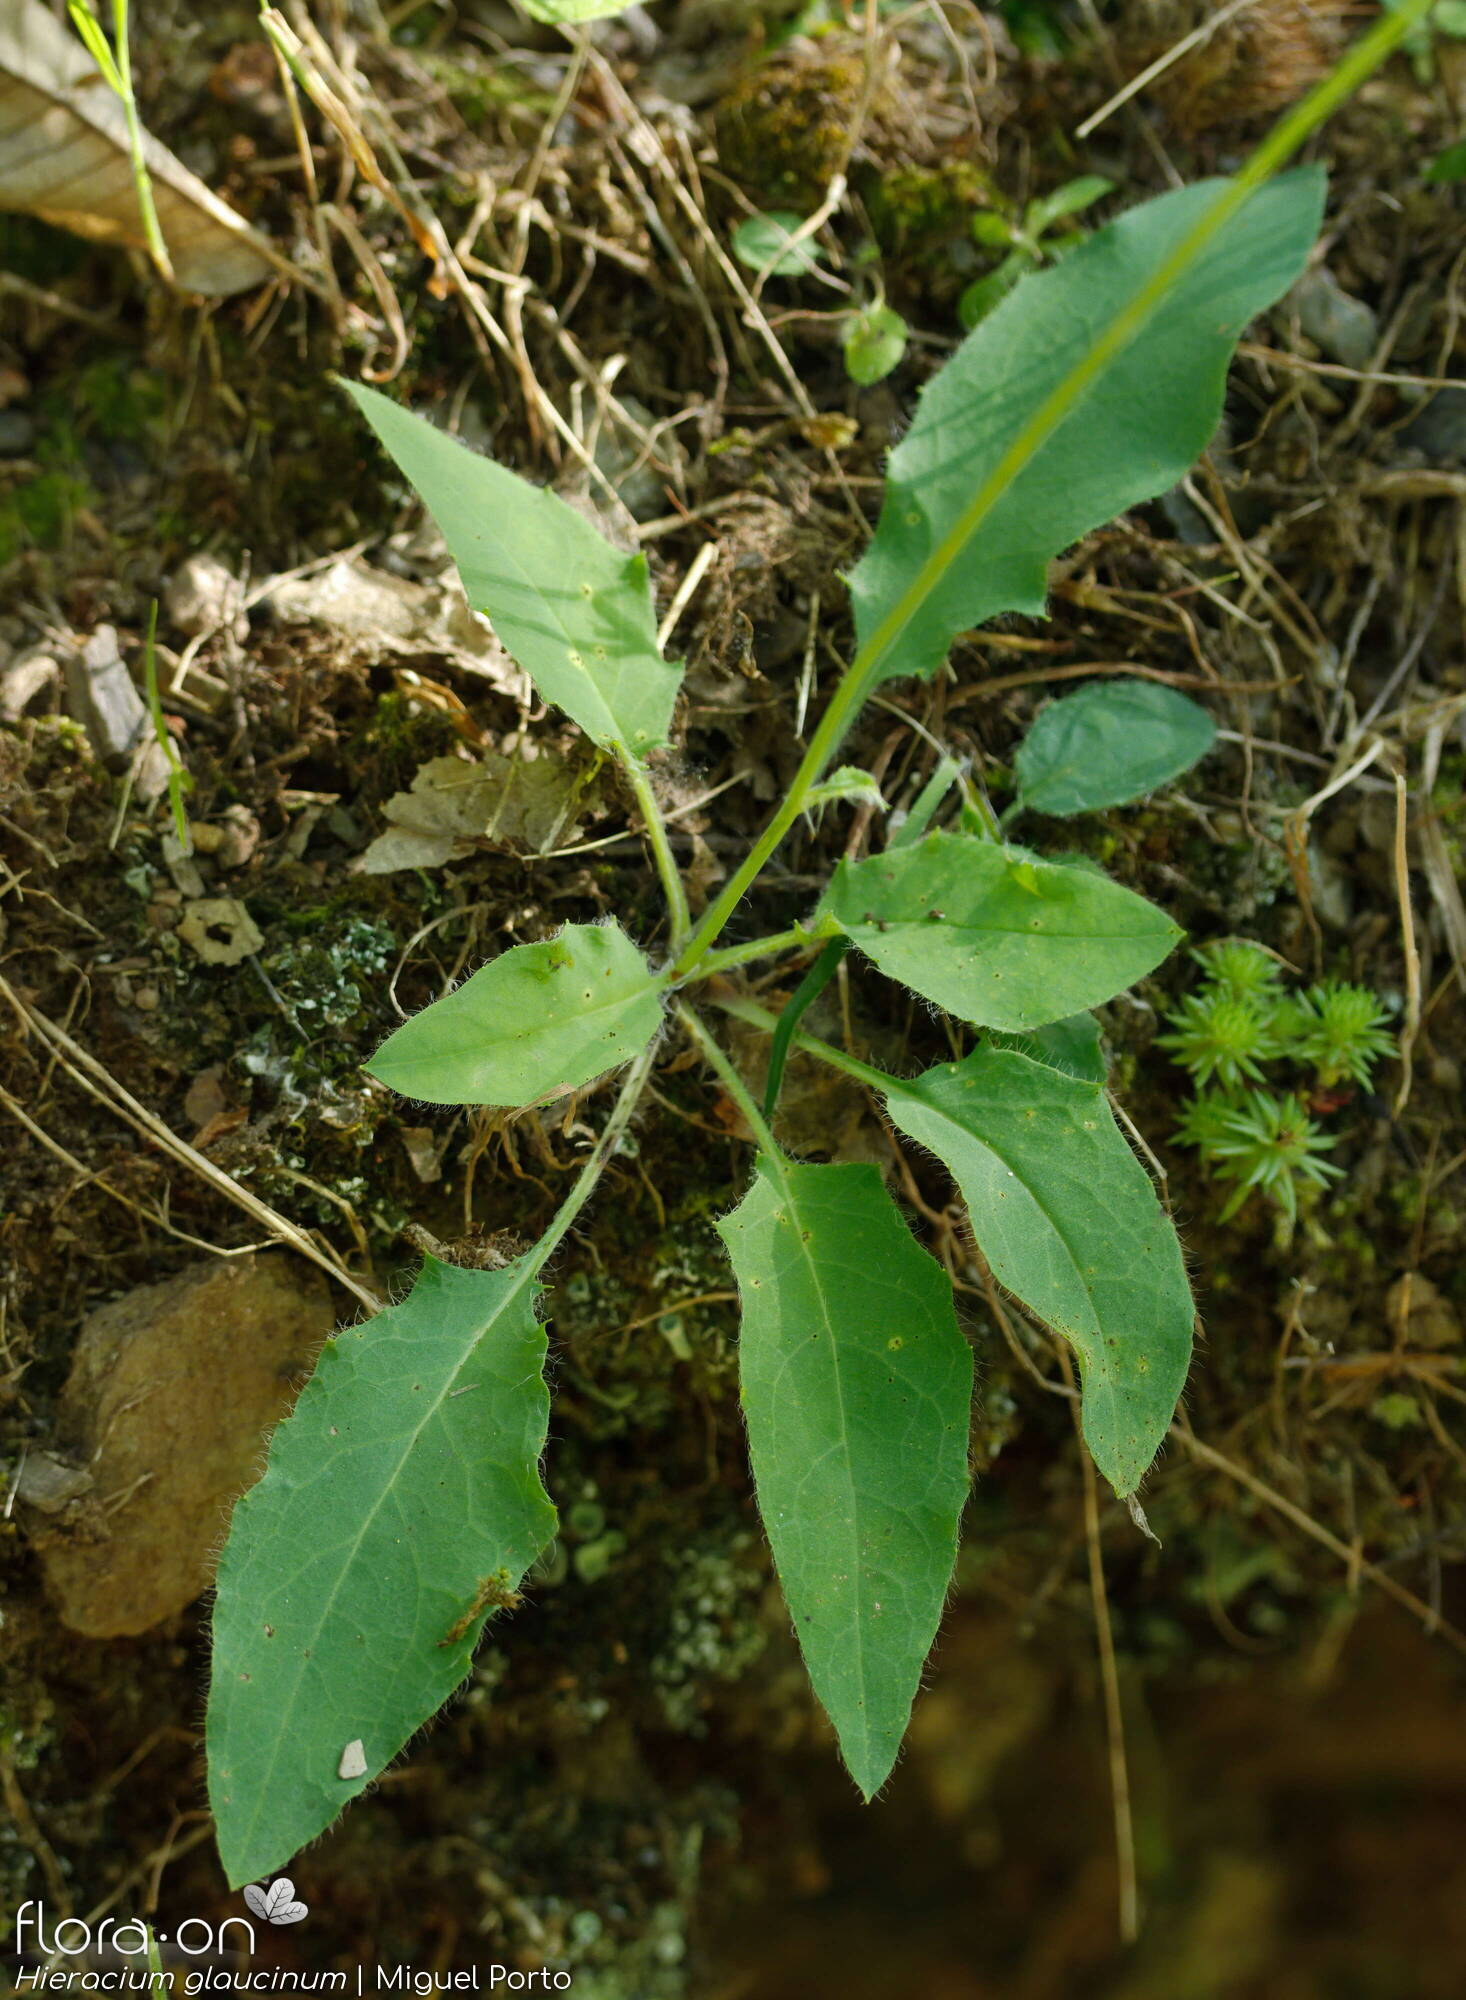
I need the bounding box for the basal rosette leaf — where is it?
[818,832,1181,1030]
[1013,681,1217,818]
[343,380,682,754]
[717,1158,972,1798]
[847,170,1324,686]
[883,1045,1192,1492]
[208,1256,557,1887]
[368,920,663,1108]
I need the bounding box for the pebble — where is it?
[0,409,36,456]
[0,651,58,721]
[24,1255,335,1636]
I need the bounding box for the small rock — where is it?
[24,1254,335,1636]
[178,896,264,964]
[184,1065,230,1129]
[1397,387,1466,464]
[165,554,248,642]
[1289,267,1378,373]
[188,820,226,855]
[1306,843,1353,931]
[0,409,36,457]
[214,803,261,869]
[14,1450,93,1514]
[399,1127,443,1183]
[64,624,171,800]
[161,828,207,898]
[1,651,58,721]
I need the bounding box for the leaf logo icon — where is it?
[243,1878,309,1925]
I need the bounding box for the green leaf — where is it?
[957,255,1027,329]
[1024,175,1114,239]
[208,1255,558,1886]
[341,380,682,755]
[987,1012,1106,1082]
[970,210,1015,250]
[731,210,823,276]
[849,169,1324,687]
[1426,138,1466,182]
[67,0,125,92]
[806,764,886,812]
[882,1045,1192,1492]
[368,920,663,1109]
[717,1158,972,1797]
[518,0,636,21]
[818,832,1182,1030]
[1012,680,1217,817]
[843,305,908,386]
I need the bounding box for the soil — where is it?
[2,3,1466,1995]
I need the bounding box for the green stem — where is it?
[688,926,816,979]
[669,656,870,979]
[762,937,850,1120]
[675,1003,781,1159]
[620,753,690,950]
[141,601,190,848]
[529,1039,658,1273]
[890,754,964,850]
[669,0,1434,984]
[111,0,174,283]
[712,992,904,1099]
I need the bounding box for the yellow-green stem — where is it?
[689,926,816,979]
[531,1039,659,1272]
[675,1004,781,1159]
[620,755,690,949]
[669,0,1434,983]
[110,0,174,282]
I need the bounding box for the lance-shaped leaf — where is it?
[883,1045,1192,1492]
[847,170,1324,685]
[342,380,683,754]
[717,1159,972,1798]
[819,832,1181,1031]
[1013,681,1217,818]
[208,1255,557,1887]
[369,920,663,1108]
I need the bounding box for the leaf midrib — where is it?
[756,1157,874,1782]
[894,1082,1106,1350]
[221,1258,545,1873]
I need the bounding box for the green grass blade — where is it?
[342,380,682,754]
[717,1158,972,1797]
[208,1255,558,1887]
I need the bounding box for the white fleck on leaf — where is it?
[337,1738,367,1781]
